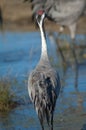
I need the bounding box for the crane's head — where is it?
[36,10,46,27]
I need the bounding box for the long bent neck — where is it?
[39,21,49,63]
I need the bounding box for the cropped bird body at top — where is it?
[28,12,61,130]
[24,0,86,66]
[25,0,86,39]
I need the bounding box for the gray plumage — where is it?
[29,0,86,39]
[28,13,60,130]
[26,0,86,67]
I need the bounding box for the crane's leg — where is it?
[68,23,78,66]
[57,26,68,66]
[48,30,67,66]
[68,23,79,90]
[58,26,68,66]
[74,65,79,91]
[70,38,78,68]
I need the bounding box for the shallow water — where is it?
[0,32,86,130]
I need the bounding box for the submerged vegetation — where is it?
[0,77,19,112]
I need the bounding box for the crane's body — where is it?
[47,0,85,25]
[25,0,85,66]
[30,0,85,37]
[28,13,60,130]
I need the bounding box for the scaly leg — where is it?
[68,23,78,66]
[69,23,79,90]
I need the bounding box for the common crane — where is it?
[29,0,86,38]
[28,11,60,130]
[24,0,86,66]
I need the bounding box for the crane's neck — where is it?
[39,23,49,62]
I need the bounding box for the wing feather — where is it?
[28,68,60,124]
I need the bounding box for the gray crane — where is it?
[30,0,86,38]
[28,12,61,130]
[24,0,86,66]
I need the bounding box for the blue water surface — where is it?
[0,32,86,130]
